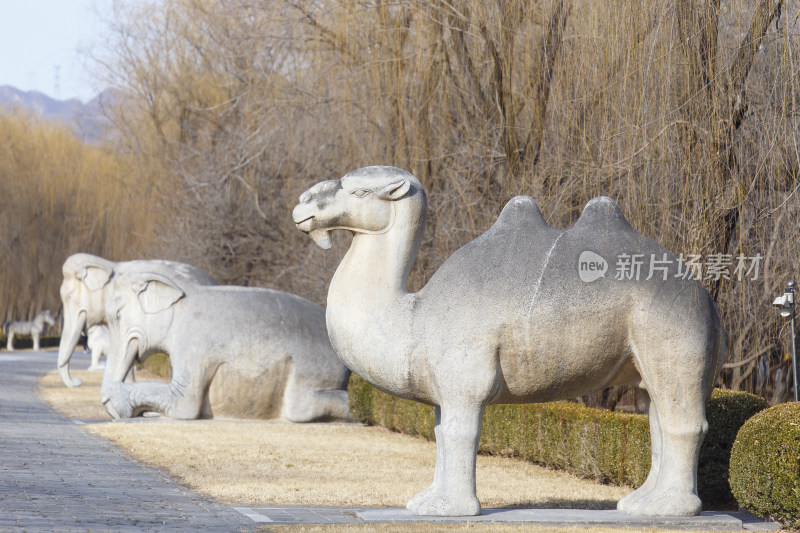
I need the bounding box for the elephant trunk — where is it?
[57,311,85,387]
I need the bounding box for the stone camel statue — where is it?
[292,165,725,517]
[4,310,56,351]
[57,253,218,387]
[100,261,351,422]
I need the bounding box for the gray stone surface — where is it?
[0,350,250,532]
[293,165,727,517]
[100,261,351,421]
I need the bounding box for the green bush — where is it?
[730,402,800,528]
[349,375,768,506]
[699,389,769,508]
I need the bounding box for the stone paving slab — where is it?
[356,508,782,530]
[237,506,365,524]
[240,505,780,530]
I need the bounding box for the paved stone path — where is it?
[0,350,251,532]
[0,349,783,531]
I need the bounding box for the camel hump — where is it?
[573,196,634,232]
[491,196,550,233]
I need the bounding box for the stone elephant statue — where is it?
[100,261,351,422]
[57,253,218,387]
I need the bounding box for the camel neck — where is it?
[328,199,426,308]
[324,198,426,393]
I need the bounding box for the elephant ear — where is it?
[81,265,114,291]
[133,274,185,314]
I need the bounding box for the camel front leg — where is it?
[409,403,483,516]
[406,406,443,511]
[33,332,41,351]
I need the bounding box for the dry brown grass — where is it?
[83,418,628,509]
[38,370,627,508]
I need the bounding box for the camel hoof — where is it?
[406,485,436,512]
[617,484,651,512]
[625,490,701,517]
[408,490,480,516]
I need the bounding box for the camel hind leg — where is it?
[623,312,718,516]
[617,389,662,512]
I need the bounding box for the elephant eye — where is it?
[351,189,370,198]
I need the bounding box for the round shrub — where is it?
[729,402,800,528]
[699,389,769,508]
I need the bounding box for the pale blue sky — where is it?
[0,0,113,102]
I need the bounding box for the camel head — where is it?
[293,166,424,250]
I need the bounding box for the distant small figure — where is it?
[3,310,56,351]
[771,363,795,405]
[85,324,110,370]
[757,353,769,395]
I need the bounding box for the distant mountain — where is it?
[0,85,115,141]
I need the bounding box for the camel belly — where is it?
[494,311,638,403]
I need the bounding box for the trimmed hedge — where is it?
[700,389,769,508]
[730,402,800,528]
[349,375,767,507]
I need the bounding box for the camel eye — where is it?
[351,189,371,198]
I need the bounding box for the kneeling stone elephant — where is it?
[58,253,218,387]
[101,262,351,422]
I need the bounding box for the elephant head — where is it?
[57,254,116,387]
[100,266,187,412]
[58,254,217,388]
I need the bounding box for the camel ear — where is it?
[81,265,113,292]
[133,275,185,314]
[377,179,411,201]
